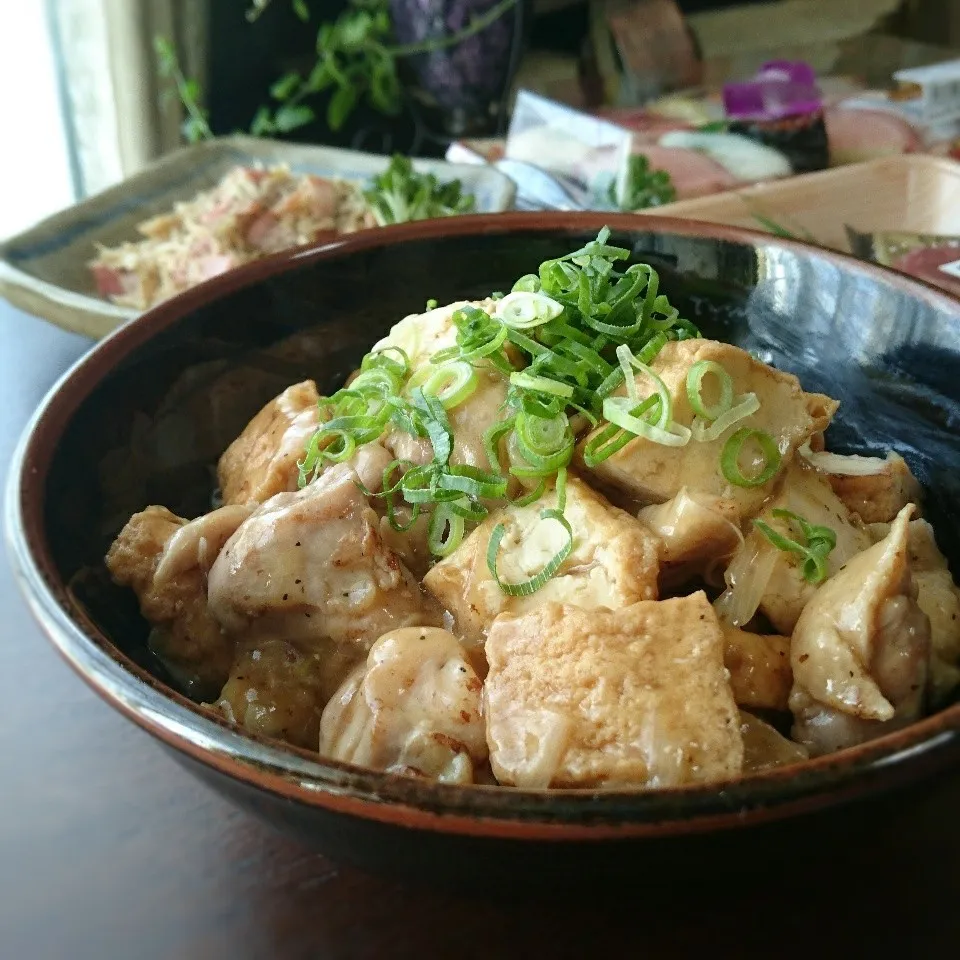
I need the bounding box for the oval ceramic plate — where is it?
[0,135,516,339]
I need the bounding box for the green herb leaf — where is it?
[250,105,277,136]
[274,102,316,132]
[611,155,677,211]
[270,71,302,101]
[327,83,358,130]
[363,155,476,225]
[292,0,310,22]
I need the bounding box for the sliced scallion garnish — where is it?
[494,291,563,329]
[754,508,837,584]
[720,428,782,488]
[686,360,734,421]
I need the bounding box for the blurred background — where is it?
[3,0,960,240]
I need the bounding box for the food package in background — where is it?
[846,226,960,297]
[723,61,829,174]
[444,139,505,166]
[505,89,634,205]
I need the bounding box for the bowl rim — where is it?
[8,211,960,840]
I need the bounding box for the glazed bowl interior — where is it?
[10,213,960,836]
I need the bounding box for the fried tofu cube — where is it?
[423,474,659,645]
[816,451,922,524]
[578,339,837,516]
[484,594,743,788]
[217,380,320,506]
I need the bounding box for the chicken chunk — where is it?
[207,462,435,651]
[214,638,358,749]
[789,505,931,755]
[319,627,487,783]
[638,487,742,589]
[105,504,252,698]
[424,474,660,646]
[715,462,872,634]
[905,520,960,702]
[578,339,837,516]
[217,380,320,506]
[484,595,743,788]
[739,711,809,774]
[806,450,922,524]
[722,625,792,711]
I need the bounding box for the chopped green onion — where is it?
[721,428,782,487]
[603,396,692,447]
[509,371,575,399]
[485,508,574,596]
[419,360,477,410]
[428,503,465,557]
[614,344,671,424]
[495,291,564,329]
[512,478,546,507]
[508,430,573,477]
[691,392,760,442]
[512,273,541,293]
[483,417,515,474]
[582,397,658,466]
[686,360,734,421]
[754,508,837,584]
[435,464,508,500]
[426,298,438,310]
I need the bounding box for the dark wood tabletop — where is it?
[3,300,960,959]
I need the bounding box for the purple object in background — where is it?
[723,60,823,121]
[389,0,525,137]
[723,60,828,174]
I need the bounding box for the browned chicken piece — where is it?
[739,711,809,774]
[484,594,742,788]
[715,461,872,634]
[806,450,923,524]
[319,627,487,783]
[207,462,436,652]
[789,505,931,755]
[577,339,837,516]
[214,638,359,749]
[105,504,252,699]
[424,474,659,647]
[638,487,742,589]
[722,625,792,711]
[217,380,320,506]
[904,520,960,702]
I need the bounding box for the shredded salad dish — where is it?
[90,157,475,311]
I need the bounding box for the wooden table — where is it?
[2,300,960,959]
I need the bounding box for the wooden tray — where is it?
[643,154,960,254]
[0,136,516,339]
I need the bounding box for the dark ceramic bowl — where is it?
[7,213,960,886]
